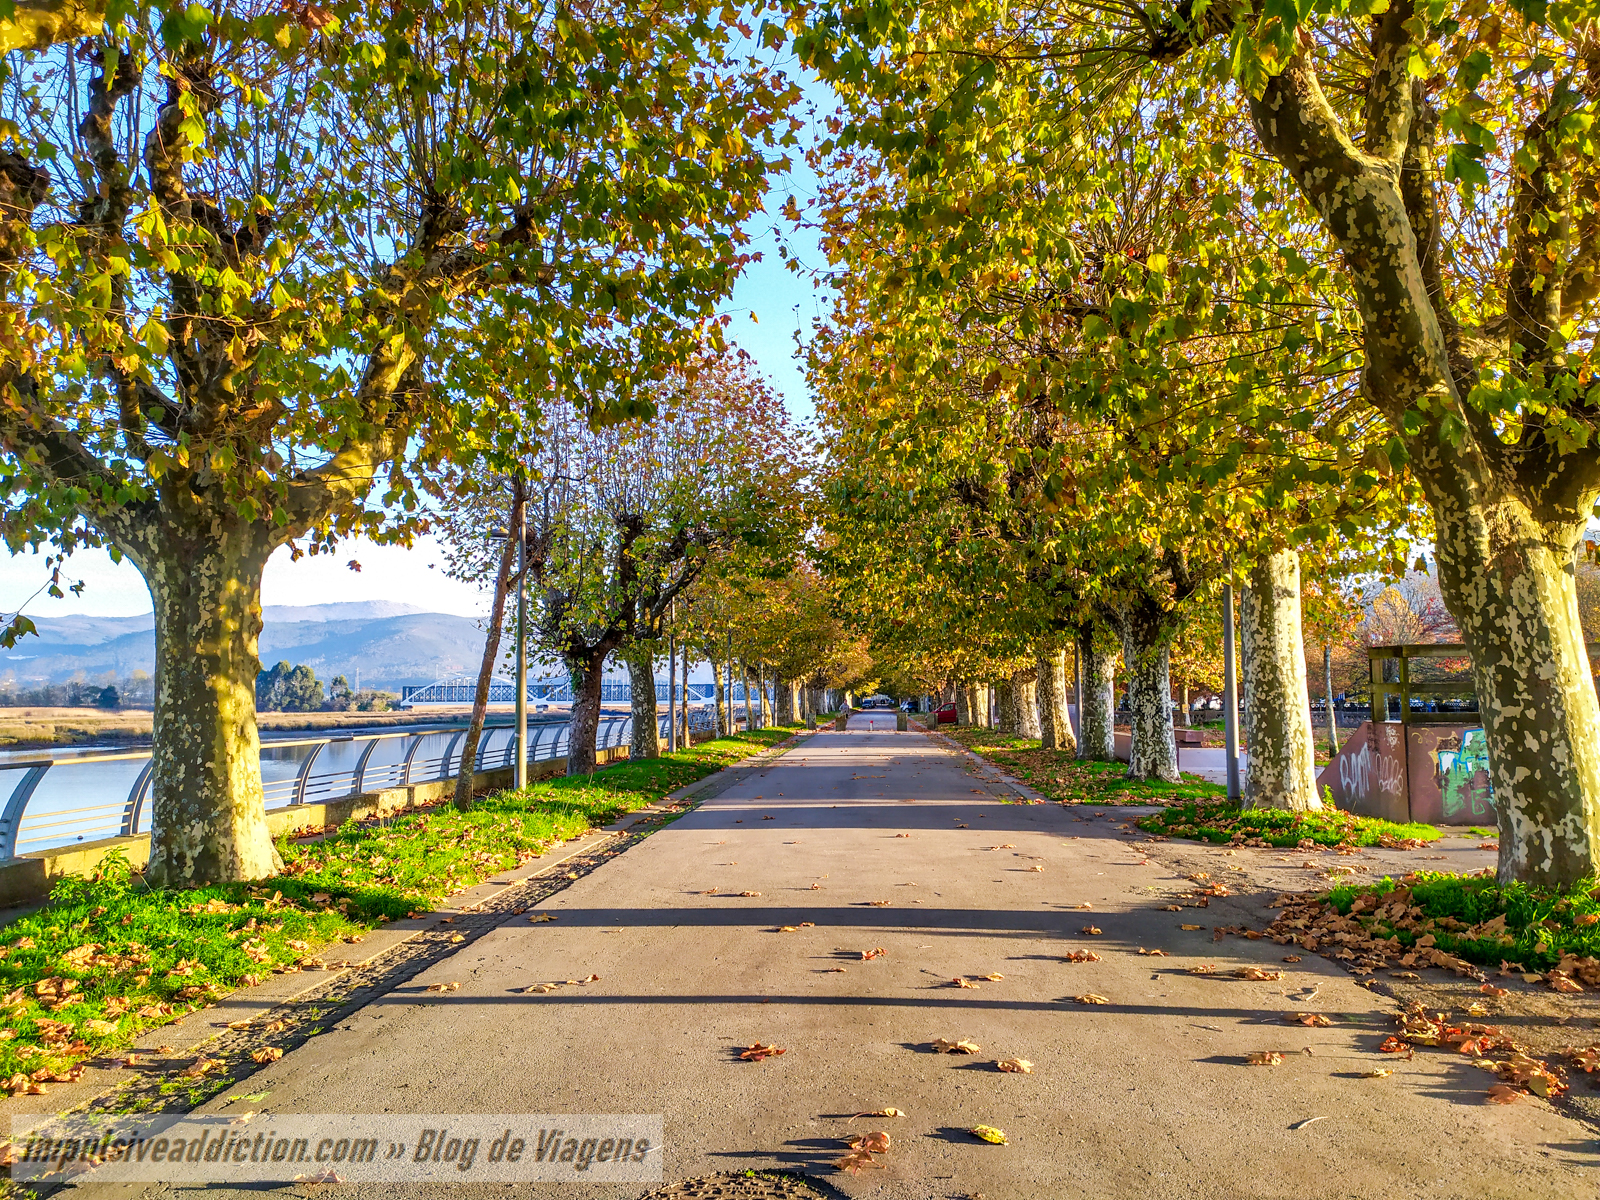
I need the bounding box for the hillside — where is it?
[0,602,489,690]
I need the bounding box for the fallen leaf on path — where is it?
[1283,955,1303,963]
[1283,1012,1332,1027]
[1378,1036,1413,1056]
[1389,971,1420,981]
[893,834,910,838]
[1189,965,1217,976]
[740,1043,786,1061]
[250,1047,282,1064]
[1180,924,1205,931]
[1467,1001,1491,1017]
[1162,905,1183,911]
[835,1148,884,1174]
[868,900,892,907]
[1486,1084,1526,1104]
[932,1038,980,1054]
[969,1125,1008,1144]
[425,982,460,993]
[226,1018,255,1030]
[1246,1051,1284,1066]
[527,914,557,923]
[448,933,466,944]
[774,923,815,933]
[1235,967,1283,981]
[850,1108,904,1120]
[738,891,763,898]
[1080,926,1102,936]
[577,974,600,983]
[1062,950,1101,963]
[861,948,887,960]
[1481,983,1509,996]
[1071,902,1093,910]
[952,977,980,989]
[294,1168,343,1187]
[1360,1068,1393,1078]
[1137,948,1167,957]
[981,972,1004,981]
[997,1058,1033,1073]
[182,1057,223,1078]
[1028,865,1045,873]
[825,967,847,973]
[989,844,1016,850]
[1072,994,1111,1005]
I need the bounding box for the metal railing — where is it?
[0,706,719,861]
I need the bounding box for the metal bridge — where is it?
[399,677,767,706]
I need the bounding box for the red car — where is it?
[934,702,957,724]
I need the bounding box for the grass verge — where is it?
[1312,870,1600,975]
[0,727,797,1095]
[1138,799,1440,848]
[938,727,1226,805]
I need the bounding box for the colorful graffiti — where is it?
[1434,728,1494,823]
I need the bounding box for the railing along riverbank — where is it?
[0,708,715,860]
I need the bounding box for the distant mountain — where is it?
[0,602,487,690]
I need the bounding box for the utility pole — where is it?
[514,476,528,791]
[1223,576,1241,803]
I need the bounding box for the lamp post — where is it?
[667,598,678,753]
[1223,575,1241,803]
[514,493,527,791]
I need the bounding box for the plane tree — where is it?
[0,0,795,883]
[790,0,1600,882]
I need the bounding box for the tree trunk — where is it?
[1038,648,1075,753]
[759,666,773,728]
[626,649,659,760]
[742,662,755,731]
[955,681,973,725]
[680,647,690,746]
[1434,503,1600,886]
[1119,604,1179,782]
[566,651,607,775]
[1078,630,1117,761]
[1011,669,1041,739]
[455,528,516,809]
[1240,550,1320,810]
[713,656,727,736]
[141,533,280,886]
[995,678,1019,734]
[776,676,795,725]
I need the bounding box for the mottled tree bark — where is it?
[758,666,773,728]
[996,678,1020,734]
[626,649,659,760]
[1241,550,1320,810]
[1011,669,1041,739]
[1436,505,1600,884]
[1077,630,1117,761]
[776,677,796,725]
[1037,648,1075,753]
[566,650,608,775]
[138,530,280,886]
[713,657,727,735]
[742,663,755,731]
[1118,602,1179,783]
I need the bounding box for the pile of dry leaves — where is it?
[1263,883,1600,994]
[1380,1000,1600,1104]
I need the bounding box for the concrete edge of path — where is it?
[1,732,817,1122]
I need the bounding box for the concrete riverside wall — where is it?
[0,745,633,910]
[1316,720,1493,826]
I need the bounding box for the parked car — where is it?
[934,702,957,724]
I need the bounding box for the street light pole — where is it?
[514,480,528,791]
[1223,576,1241,803]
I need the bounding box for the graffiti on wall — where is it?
[1434,728,1494,824]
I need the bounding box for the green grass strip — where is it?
[1322,870,1600,972]
[938,727,1226,805]
[0,727,796,1091]
[1138,799,1440,848]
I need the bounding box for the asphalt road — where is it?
[85,715,1596,1200]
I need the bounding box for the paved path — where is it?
[111,718,1592,1199]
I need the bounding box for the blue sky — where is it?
[1,67,837,623]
